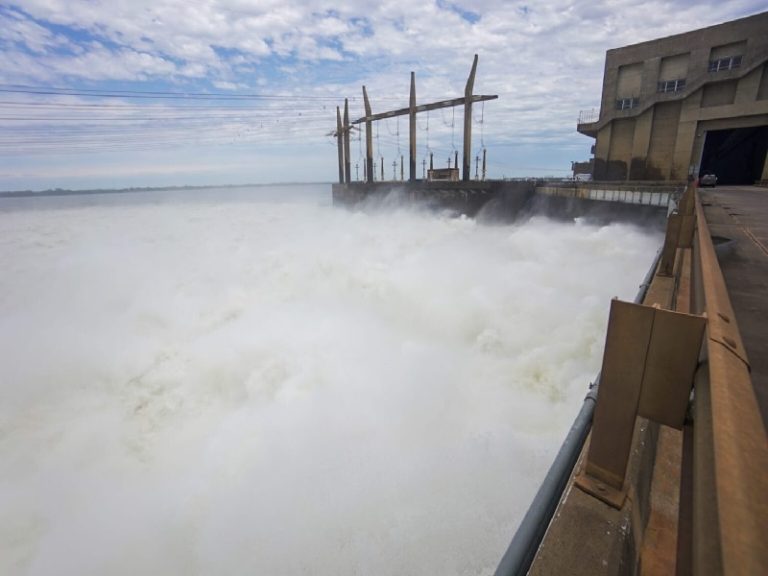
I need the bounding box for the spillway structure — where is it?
[331,55,536,217]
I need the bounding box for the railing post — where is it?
[574,299,705,507]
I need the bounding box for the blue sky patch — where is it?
[0,1,762,189]
[436,0,481,24]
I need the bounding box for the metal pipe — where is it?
[493,247,661,576]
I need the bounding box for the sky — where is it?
[0,1,765,191]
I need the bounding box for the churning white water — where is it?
[0,185,661,575]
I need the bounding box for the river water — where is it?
[0,184,661,575]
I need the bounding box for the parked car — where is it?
[700,173,718,187]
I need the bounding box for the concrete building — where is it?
[578,11,768,184]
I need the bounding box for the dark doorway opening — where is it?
[700,125,768,185]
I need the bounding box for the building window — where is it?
[657,79,686,93]
[616,97,638,110]
[708,55,742,72]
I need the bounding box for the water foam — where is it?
[0,188,661,575]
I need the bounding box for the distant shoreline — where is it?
[0,182,330,199]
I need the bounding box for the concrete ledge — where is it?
[529,254,680,575]
[331,180,537,217]
[530,419,660,576]
[536,185,675,207]
[542,181,686,192]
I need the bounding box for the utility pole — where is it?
[363,86,374,184]
[343,99,351,184]
[482,148,487,181]
[409,71,416,181]
[336,107,344,184]
[475,155,479,180]
[348,57,496,186]
[463,54,478,182]
[380,156,384,181]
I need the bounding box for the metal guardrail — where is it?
[537,185,674,207]
[493,248,662,576]
[690,189,768,574]
[494,184,768,574]
[577,108,599,124]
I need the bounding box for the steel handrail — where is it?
[493,247,662,576]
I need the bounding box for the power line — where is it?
[0,84,470,158]
[0,83,405,102]
[0,101,330,111]
[0,114,332,121]
[0,86,336,101]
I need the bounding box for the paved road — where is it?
[700,185,768,431]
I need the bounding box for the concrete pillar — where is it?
[762,151,768,182]
[735,67,762,105]
[641,57,661,98]
[675,121,699,180]
[594,123,613,180]
[607,119,635,181]
[630,108,654,179]
[674,89,704,180]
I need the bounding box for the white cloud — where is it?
[8,1,762,92]
[0,8,70,54]
[43,43,179,81]
[0,0,765,188]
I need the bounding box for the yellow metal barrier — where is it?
[576,184,768,572]
[691,188,768,575]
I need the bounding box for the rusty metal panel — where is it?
[582,299,655,491]
[644,273,675,309]
[693,190,768,574]
[676,423,695,576]
[692,359,723,576]
[577,297,705,508]
[675,248,692,315]
[659,211,682,277]
[574,458,629,509]
[678,213,696,250]
[678,185,696,249]
[637,308,706,429]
